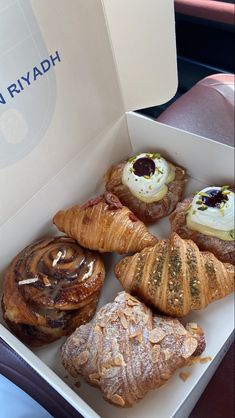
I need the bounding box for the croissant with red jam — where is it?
[53,192,157,254]
[2,236,105,346]
[104,152,187,223]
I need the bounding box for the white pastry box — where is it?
[0,1,234,417]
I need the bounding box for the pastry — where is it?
[170,186,235,264]
[61,291,205,407]
[104,152,187,223]
[2,236,105,346]
[115,233,234,317]
[53,192,157,254]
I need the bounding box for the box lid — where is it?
[0,0,177,238]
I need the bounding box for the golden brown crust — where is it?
[53,192,158,254]
[104,160,187,223]
[61,292,205,407]
[2,236,105,346]
[114,233,234,317]
[170,196,235,265]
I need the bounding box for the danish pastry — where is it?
[53,192,157,254]
[2,236,105,346]
[104,152,187,223]
[61,292,205,407]
[170,186,235,265]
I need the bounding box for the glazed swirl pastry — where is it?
[61,292,205,407]
[2,236,105,346]
[53,192,157,254]
[104,153,187,223]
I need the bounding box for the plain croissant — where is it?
[61,291,205,407]
[53,192,157,254]
[115,233,234,317]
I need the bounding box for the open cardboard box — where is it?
[0,1,234,417]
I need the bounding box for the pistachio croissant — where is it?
[53,192,157,254]
[61,292,205,407]
[115,233,234,317]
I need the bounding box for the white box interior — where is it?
[0,113,234,418]
[0,1,234,418]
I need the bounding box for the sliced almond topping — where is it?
[148,328,166,344]
[187,322,198,330]
[110,313,118,322]
[179,371,191,382]
[118,312,128,329]
[152,344,161,363]
[75,350,89,366]
[18,278,38,285]
[42,275,51,287]
[177,327,187,336]
[123,307,133,316]
[181,337,198,359]
[130,330,142,339]
[89,373,100,385]
[94,325,103,334]
[102,366,119,378]
[163,348,172,360]
[137,333,143,343]
[127,297,139,306]
[89,372,100,380]
[111,394,125,407]
[52,251,63,267]
[114,354,126,367]
[200,356,212,364]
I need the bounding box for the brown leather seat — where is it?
[157,73,235,147]
[157,72,234,418]
[175,0,235,26]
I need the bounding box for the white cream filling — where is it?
[187,186,234,241]
[122,153,175,203]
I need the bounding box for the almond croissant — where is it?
[115,233,234,317]
[61,292,205,407]
[53,192,157,254]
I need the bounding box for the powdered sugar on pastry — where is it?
[61,291,205,407]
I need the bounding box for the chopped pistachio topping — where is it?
[156,167,164,174]
[152,152,161,159]
[221,185,230,192]
[230,229,235,239]
[198,206,208,211]
[199,192,210,198]
[128,156,136,163]
[196,200,203,205]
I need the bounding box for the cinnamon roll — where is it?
[2,236,105,346]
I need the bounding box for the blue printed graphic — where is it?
[0,0,57,168]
